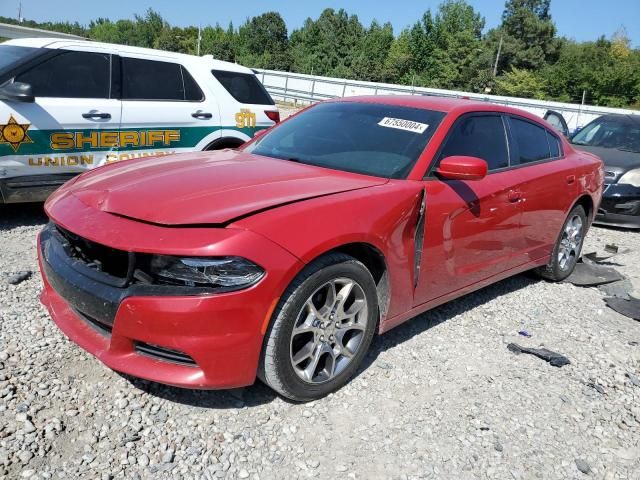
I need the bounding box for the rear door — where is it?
[117,55,222,162]
[212,69,280,141]
[415,114,526,305]
[506,116,577,262]
[3,48,120,186]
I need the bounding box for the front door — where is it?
[414,114,527,306]
[1,48,121,195]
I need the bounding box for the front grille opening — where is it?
[56,226,131,279]
[74,309,113,336]
[135,342,197,366]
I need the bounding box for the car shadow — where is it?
[0,203,48,230]
[126,273,538,408]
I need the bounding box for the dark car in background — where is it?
[569,114,640,228]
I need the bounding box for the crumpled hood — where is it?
[46,149,387,225]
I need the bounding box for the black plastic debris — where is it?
[507,343,571,367]
[563,262,624,287]
[598,279,634,299]
[605,244,619,254]
[604,297,640,321]
[6,271,32,285]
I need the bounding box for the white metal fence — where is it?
[255,69,639,133]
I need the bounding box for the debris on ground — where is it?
[575,458,591,474]
[605,243,619,254]
[598,279,634,299]
[5,270,32,285]
[605,297,640,321]
[507,343,571,367]
[563,262,624,287]
[518,330,532,337]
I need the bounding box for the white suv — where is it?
[0,38,279,203]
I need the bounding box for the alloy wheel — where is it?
[557,214,584,270]
[289,277,369,384]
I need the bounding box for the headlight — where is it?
[149,256,264,290]
[619,168,640,188]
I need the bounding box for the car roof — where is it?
[336,95,552,123]
[3,37,254,74]
[598,114,640,125]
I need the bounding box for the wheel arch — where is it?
[571,193,595,224]
[314,242,390,331]
[204,136,247,151]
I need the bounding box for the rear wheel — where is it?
[259,253,378,402]
[535,205,587,281]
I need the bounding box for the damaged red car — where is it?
[39,97,603,401]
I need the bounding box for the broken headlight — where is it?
[149,256,264,290]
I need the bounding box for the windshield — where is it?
[243,102,446,179]
[572,116,640,153]
[0,45,42,75]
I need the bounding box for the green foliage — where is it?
[1,0,638,109]
[495,66,547,98]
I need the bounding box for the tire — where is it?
[259,252,378,402]
[535,205,587,281]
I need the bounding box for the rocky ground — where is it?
[1,202,639,480]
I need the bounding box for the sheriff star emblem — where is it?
[0,115,33,152]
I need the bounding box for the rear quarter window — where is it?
[510,117,552,164]
[212,70,274,105]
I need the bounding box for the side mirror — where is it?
[0,82,35,103]
[436,156,488,181]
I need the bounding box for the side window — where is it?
[15,51,110,99]
[547,131,561,158]
[510,117,552,164]
[438,115,509,170]
[182,67,204,101]
[212,70,275,105]
[122,58,203,101]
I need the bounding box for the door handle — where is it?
[82,112,111,119]
[507,190,522,203]
[566,175,576,185]
[192,111,213,119]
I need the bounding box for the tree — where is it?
[237,12,291,70]
[289,9,365,77]
[351,21,394,82]
[495,66,547,98]
[491,0,560,72]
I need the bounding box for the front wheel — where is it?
[259,253,378,402]
[535,205,587,281]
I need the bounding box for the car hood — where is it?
[47,150,388,225]
[572,144,640,171]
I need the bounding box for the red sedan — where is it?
[38,97,603,401]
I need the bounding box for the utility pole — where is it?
[493,35,503,77]
[197,26,202,56]
[18,1,24,23]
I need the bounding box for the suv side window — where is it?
[510,117,552,164]
[15,50,111,98]
[212,70,275,105]
[437,115,509,171]
[122,57,203,101]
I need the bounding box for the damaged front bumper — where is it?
[594,183,640,229]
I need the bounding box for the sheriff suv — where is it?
[0,38,279,203]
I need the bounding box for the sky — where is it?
[1,0,638,47]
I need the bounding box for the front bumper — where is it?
[38,222,303,389]
[594,183,640,228]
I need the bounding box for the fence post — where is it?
[311,79,316,102]
[342,81,347,98]
[284,74,289,104]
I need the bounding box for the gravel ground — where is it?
[1,202,640,480]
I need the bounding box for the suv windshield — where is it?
[572,116,640,153]
[0,45,42,76]
[244,102,445,179]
